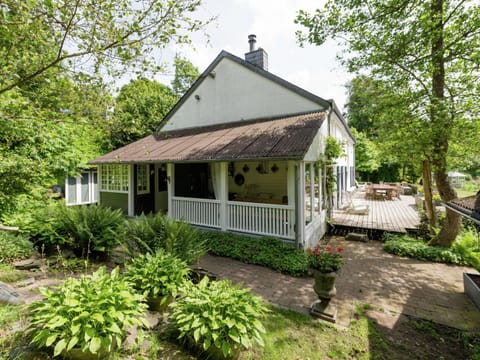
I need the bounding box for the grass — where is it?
[1,301,479,359]
[455,178,480,198]
[0,264,32,283]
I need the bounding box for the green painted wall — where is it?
[100,192,128,214]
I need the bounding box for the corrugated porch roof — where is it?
[90,111,326,164]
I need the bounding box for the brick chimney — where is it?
[245,34,268,71]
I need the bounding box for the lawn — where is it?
[1,301,479,360]
[455,178,480,198]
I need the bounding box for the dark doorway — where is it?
[134,164,155,215]
[175,163,209,198]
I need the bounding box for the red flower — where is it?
[337,246,344,253]
[313,248,320,255]
[325,245,332,253]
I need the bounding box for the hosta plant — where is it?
[29,267,148,357]
[123,250,190,311]
[170,277,268,359]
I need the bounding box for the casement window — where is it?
[66,170,98,206]
[136,164,150,194]
[100,164,129,193]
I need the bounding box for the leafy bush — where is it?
[54,205,125,256]
[123,250,190,305]
[29,267,147,357]
[121,212,166,253]
[202,231,309,276]
[162,217,207,265]
[122,214,206,265]
[383,233,480,270]
[0,232,33,263]
[171,277,267,358]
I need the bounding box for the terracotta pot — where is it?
[310,269,337,300]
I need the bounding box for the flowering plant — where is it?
[306,245,344,273]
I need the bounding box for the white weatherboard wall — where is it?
[162,57,322,131]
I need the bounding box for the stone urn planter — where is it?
[310,268,338,323]
[464,272,480,310]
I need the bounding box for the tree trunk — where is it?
[427,0,461,247]
[431,155,461,246]
[421,159,436,231]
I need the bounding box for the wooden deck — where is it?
[332,191,420,233]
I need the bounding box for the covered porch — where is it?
[96,159,330,247]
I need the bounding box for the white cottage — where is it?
[89,36,356,249]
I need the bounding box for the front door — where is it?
[155,164,168,213]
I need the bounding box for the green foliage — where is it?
[350,128,381,175]
[306,245,344,273]
[121,212,167,253]
[171,277,268,358]
[0,0,209,95]
[324,136,345,161]
[162,218,207,265]
[29,267,148,357]
[171,55,201,97]
[0,232,33,264]
[383,232,480,270]
[122,214,206,265]
[202,231,309,277]
[123,250,190,302]
[54,205,125,255]
[111,78,178,148]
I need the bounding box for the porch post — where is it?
[295,161,305,248]
[219,162,228,230]
[167,163,173,218]
[128,164,135,217]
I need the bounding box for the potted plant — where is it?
[123,250,190,312]
[306,245,344,322]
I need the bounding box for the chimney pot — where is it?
[245,34,268,71]
[248,34,257,52]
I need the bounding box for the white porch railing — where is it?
[227,201,295,239]
[171,197,295,239]
[171,197,221,228]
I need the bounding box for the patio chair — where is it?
[365,186,374,200]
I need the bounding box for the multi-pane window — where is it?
[137,164,150,194]
[100,164,129,193]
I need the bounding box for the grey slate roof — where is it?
[90,111,326,164]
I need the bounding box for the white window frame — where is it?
[65,170,98,206]
[136,164,150,195]
[100,164,129,193]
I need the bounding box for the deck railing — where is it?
[171,197,221,228]
[171,197,295,239]
[227,201,295,239]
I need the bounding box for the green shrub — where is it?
[121,212,166,253]
[55,204,125,256]
[0,232,33,263]
[123,250,190,305]
[29,267,147,357]
[203,231,309,277]
[122,214,206,265]
[383,233,480,270]
[162,217,207,265]
[171,277,267,358]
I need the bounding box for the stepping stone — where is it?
[0,281,25,305]
[13,258,42,270]
[345,232,369,242]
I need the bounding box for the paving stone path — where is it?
[200,237,480,330]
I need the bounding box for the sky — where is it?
[154,0,351,111]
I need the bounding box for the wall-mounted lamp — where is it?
[194,94,201,101]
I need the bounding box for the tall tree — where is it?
[171,55,201,97]
[0,0,210,95]
[296,0,480,246]
[111,78,177,149]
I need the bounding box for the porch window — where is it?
[136,164,150,194]
[100,164,129,193]
[65,170,98,206]
[305,163,314,223]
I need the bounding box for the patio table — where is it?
[367,184,398,200]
